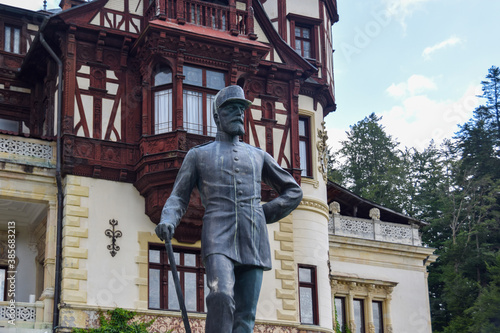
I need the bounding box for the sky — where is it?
[327,0,500,151]
[2,0,499,152]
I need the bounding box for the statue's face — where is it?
[216,101,246,136]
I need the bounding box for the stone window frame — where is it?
[331,275,397,333]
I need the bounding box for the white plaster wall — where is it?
[298,95,315,112]
[84,177,152,309]
[262,0,278,21]
[15,226,37,302]
[331,260,432,333]
[287,0,320,19]
[105,0,125,12]
[254,21,269,43]
[256,221,281,321]
[82,177,290,321]
[130,0,143,15]
[293,208,332,329]
[90,13,100,26]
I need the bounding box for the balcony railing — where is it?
[329,213,422,246]
[0,301,44,329]
[0,134,56,169]
[146,0,255,37]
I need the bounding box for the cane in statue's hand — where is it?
[156,223,192,333]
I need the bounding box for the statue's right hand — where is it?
[155,222,175,242]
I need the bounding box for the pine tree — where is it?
[331,113,404,211]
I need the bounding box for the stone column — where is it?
[347,283,356,332]
[366,289,375,333]
[42,201,57,326]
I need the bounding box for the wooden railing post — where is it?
[177,0,186,24]
[248,3,257,39]
[229,0,238,35]
[158,0,166,20]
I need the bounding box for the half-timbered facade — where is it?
[0,0,435,332]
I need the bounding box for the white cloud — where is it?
[326,127,348,153]
[381,84,481,151]
[407,74,437,94]
[387,82,407,98]
[386,74,437,98]
[382,0,433,28]
[2,0,60,11]
[422,36,462,59]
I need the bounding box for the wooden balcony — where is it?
[145,0,255,38]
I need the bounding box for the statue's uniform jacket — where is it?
[160,134,303,270]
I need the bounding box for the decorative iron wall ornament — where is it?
[105,219,122,257]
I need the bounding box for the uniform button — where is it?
[238,190,243,195]
[237,179,243,184]
[240,203,244,207]
[234,156,239,161]
[233,149,238,152]
[235,168,240,173]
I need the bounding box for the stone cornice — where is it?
[298,196,329,220]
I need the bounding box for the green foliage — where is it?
[72,308,161,333]
[466,253,500,332]
[333,304,352,333]
[330,112,404,211]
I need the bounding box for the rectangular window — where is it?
[332,277,392,333]
[295,25,311,59]
[373,301,384,333]
[4,25,21,54]
[334,297,346,332]
[148,245,208,312]
[299,117,312,177]
[0,118,21,132]
[154,89,173,134]
[298,265,318,325]
[153,65,173,134]
[183,65,225,136]
[353,299,365,333]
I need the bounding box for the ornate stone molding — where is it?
[299,197,329,220]
[316,121,329,182]
[0,135,55,168]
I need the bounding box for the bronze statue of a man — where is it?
[155,85,303,333]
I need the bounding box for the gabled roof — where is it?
[252,0,317,77]
[327,181,426,226]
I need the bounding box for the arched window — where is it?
[153,65,173,134]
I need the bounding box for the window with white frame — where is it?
[332,276,396,333]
